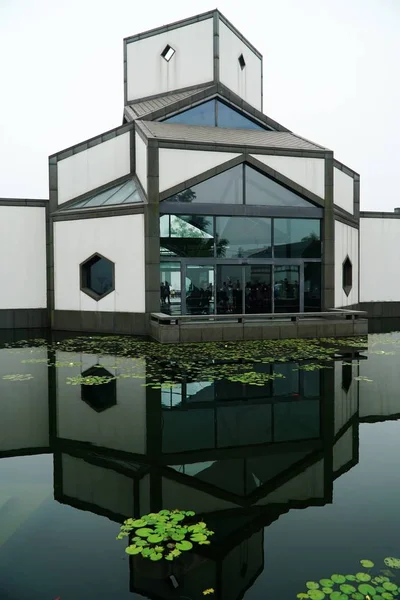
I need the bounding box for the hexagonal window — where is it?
[80,253,115,301]
[81,366,117,412]
[342,363,352,394]
[342,255,352,297]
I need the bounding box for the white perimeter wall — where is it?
[219,20,262,111]
[359,343,400,419]
[360,218,400,302]
[135,132,147,194]
[251,155,325,199]
[159,148,240,193]
[126,19,214,102]
[335,220,359,307]
[56,352,146,454]
[54,214,145,313]
[0,347,49,452]
[57,133,131,205]
[0,206,46,309]
[334,168,354,214]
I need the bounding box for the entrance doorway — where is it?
[160,261,320,315]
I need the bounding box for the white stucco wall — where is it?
[360,218,400,302]
[218,20,262,111]
[359,342,400,419]
[334,167,354,214]
[333,361,358,436]
[126,19,214,102]
[57,133,131,205]
[61,454,135,518]
[159,148,240,193]
[251,155,325,199]
[0,347,49,453]
[0,206,46,309]
[54,214,145,313]
[335,220,359,307]
[56,352,146,454]
[135,132,147,194]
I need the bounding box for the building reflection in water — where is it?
[1,335,399,600]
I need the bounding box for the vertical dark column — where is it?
[144,141,161,328]
[48,157,58,328]
[354,174,361,306]
[145,383,163,512]
[213,11,220,84]
[322,151,335,310]
[320,364,335,502]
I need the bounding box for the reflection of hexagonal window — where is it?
[81,366,117,412]
[342,256,352,297]
[342,363,352,393]
[80,253,115,301]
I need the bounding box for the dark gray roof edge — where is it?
[0,198,48,207]
[49,122,133,161]
[125,83,214,108]
[123,9,262,59]
[333,158,360,178]
[360,211,400,219]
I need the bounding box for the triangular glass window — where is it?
[62,179,142,210]
[163,99,271,131]
[163,164,317,208]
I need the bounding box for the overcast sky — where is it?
[0,0,399,210]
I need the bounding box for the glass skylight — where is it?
[64,179,142,210]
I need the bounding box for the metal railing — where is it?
[151,308,367,326]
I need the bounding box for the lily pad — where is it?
[356,573,371,582]
[320,580,334,587]
[308,591,325,600]
[176,540,193,551]
[384,558,400,570]
[382,583,397,592]
[332,576,347,584]
[150,552,163,561]
[135,528,153,537]
[323,589,334,594]
[358,583,376,596]
[351,594,363,600]
[381,593,394,600]
[360,560,375,569]
[346,576,357,581]
[341,585,356,594]
[125,545,141,555]
[147,534,164,543]
[307,582,320,590]
[131,519,147,527]
[330,593,344,600]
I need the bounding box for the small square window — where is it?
[161,44,176,62]
[238,54,246,70]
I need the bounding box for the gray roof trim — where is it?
[49,122,133,161]
[126,84,215,117]
[333,158,360,179]
[123,9,262,59]
[0,198,48,207]
[52,203,145,222]
[137,119,328,152]
[125,83,290,133]
[361,211,400,219]
[334,207,359,229]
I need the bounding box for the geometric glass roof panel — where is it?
[63,179,142,210]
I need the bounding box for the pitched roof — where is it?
[126,85,214,119]
[137,120,328,151]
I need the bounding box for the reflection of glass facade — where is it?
[163,99,270,131]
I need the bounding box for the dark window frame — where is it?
[80,252,115,301]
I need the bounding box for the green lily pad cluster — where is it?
[117,509,214,562]
[297,559,400,599]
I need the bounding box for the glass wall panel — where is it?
[216,265,243,314]
[245,265,272,314]
[274,219,321,258]
[245,165,315,207]
[273,399,320,442]
[216,101,266,130]
[160,215,214,257]
[304,262,322,312]
[87,257,113,296]
[274,265,300,312]
[216,216,272,259]
[165,165,243,204]
[185,265,214,315]
[160,262,181,315]
[164,100,216,127]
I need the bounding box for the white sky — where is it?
[0,0,399,210]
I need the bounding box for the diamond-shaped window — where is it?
[80,253,115,301]
[161,44,175,62]
[81,366,117,412]
[342,256,352,296]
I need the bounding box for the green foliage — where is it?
[117,509,214,562]
[297,558,400,599]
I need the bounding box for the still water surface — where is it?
[0,330,399,600]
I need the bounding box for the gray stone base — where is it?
[0,308,48,329]
[151,318,368,344]
[358,302,400,319]
[52,310,148,335]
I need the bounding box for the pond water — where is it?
[0,329,399,600]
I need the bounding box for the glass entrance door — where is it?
[273,265,300,313]
[216,265,243,314]
[185,265,215,315]
[244,265,272,313]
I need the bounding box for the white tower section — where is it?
[124,10,263,111]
